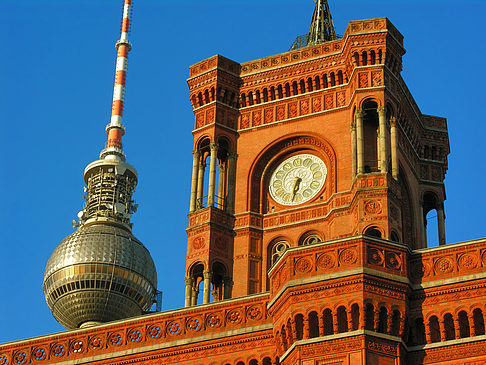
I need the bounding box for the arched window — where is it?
[362,51,368,66]
[473,308,485,336]
[309,311,319,338]
[307,77,313,92]
[322,74,328,88]
[281,325,288,350]
[330,72,336,87]
[263,88,269,103]
[364,226,382,238]
[323,308,333,335]
[378,307,388,333]
[365,304,375,331]
[350,304,360,331]
[444,313,455,340]
[337,306,348,333]
[370,50,376,65]
[277,85,283,99]
[292,81,298,95]
[391,310,401,336]
[422,191,445,247]
[211,262,227,302]
[337,70,344,85]
[362,100,379,173]
[300,233,322,246]
[429,316,441,343]
[284,83,291,98]
[458,311,470,338]
[270,241,290,266]
[249,360,258,365]
[299,79,306,94]
[314,76,321,90]
[263,358,272,365]
[295,314,304,340]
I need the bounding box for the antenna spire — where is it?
[307,0,336,46]
[100,0,133,162]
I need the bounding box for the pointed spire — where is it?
[307,0,337,46]
[289,0,338,51]
[100,0,133,162]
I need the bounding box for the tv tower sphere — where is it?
[43,0,157,329]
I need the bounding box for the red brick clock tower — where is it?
[2,1,486,365]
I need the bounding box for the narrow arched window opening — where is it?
[362,100,379,173]
[429,316,441,343]
[473,308,485,336]
[365,304,375,331]
[295,314,304,340]
[458,311,470,338]
[365,226,382,238]
[323,308,333,335]
[337,306,348,333]
[309,311,319,338]
[444,313,455,340]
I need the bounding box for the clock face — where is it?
[269,154,327,206]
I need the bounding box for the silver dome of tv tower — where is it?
[43,0,158,330]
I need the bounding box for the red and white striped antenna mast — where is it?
[100,0,133,162]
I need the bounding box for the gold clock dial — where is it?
[269,154,327,206]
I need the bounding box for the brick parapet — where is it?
[0,294,270,364]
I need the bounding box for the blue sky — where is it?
[1,0,485,343]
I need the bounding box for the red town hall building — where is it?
[1,1,486,364]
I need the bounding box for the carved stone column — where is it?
[374,309,380,332]
[189,150,200,213]
[303,317,310,339]
[454,317,461,339]
[438,205,446,245]
[319,314,325,336]
[225,153,237,214]
[425,319,432,344]
[359,305,366,330]
[184,276,194,308]
[207,143,219,207]
[333,312,339,334]
[387,312,393,335]
[399,314,406,338]
[217,161,226,209]
[191,286,198,306]
[202,270,213,304]
[378,106,388,173]
[390,117,398,179]
[290,319,297,342]
[356,110,364,175]
[196,160,206,209]
[420,203,427,248]
[350,121,357,178]
[347,308,354,331]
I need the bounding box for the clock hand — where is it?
[291,177,302,201]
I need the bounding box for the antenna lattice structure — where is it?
[43,0,158,330]
[290,0,338,51]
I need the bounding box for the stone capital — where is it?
[192,149,200,158]
[203,270,213,280]
[378,106,386,116]
[210,142,219,152]
[390,116,397,127]
[356,109,364,119]
[184,276,194,286]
